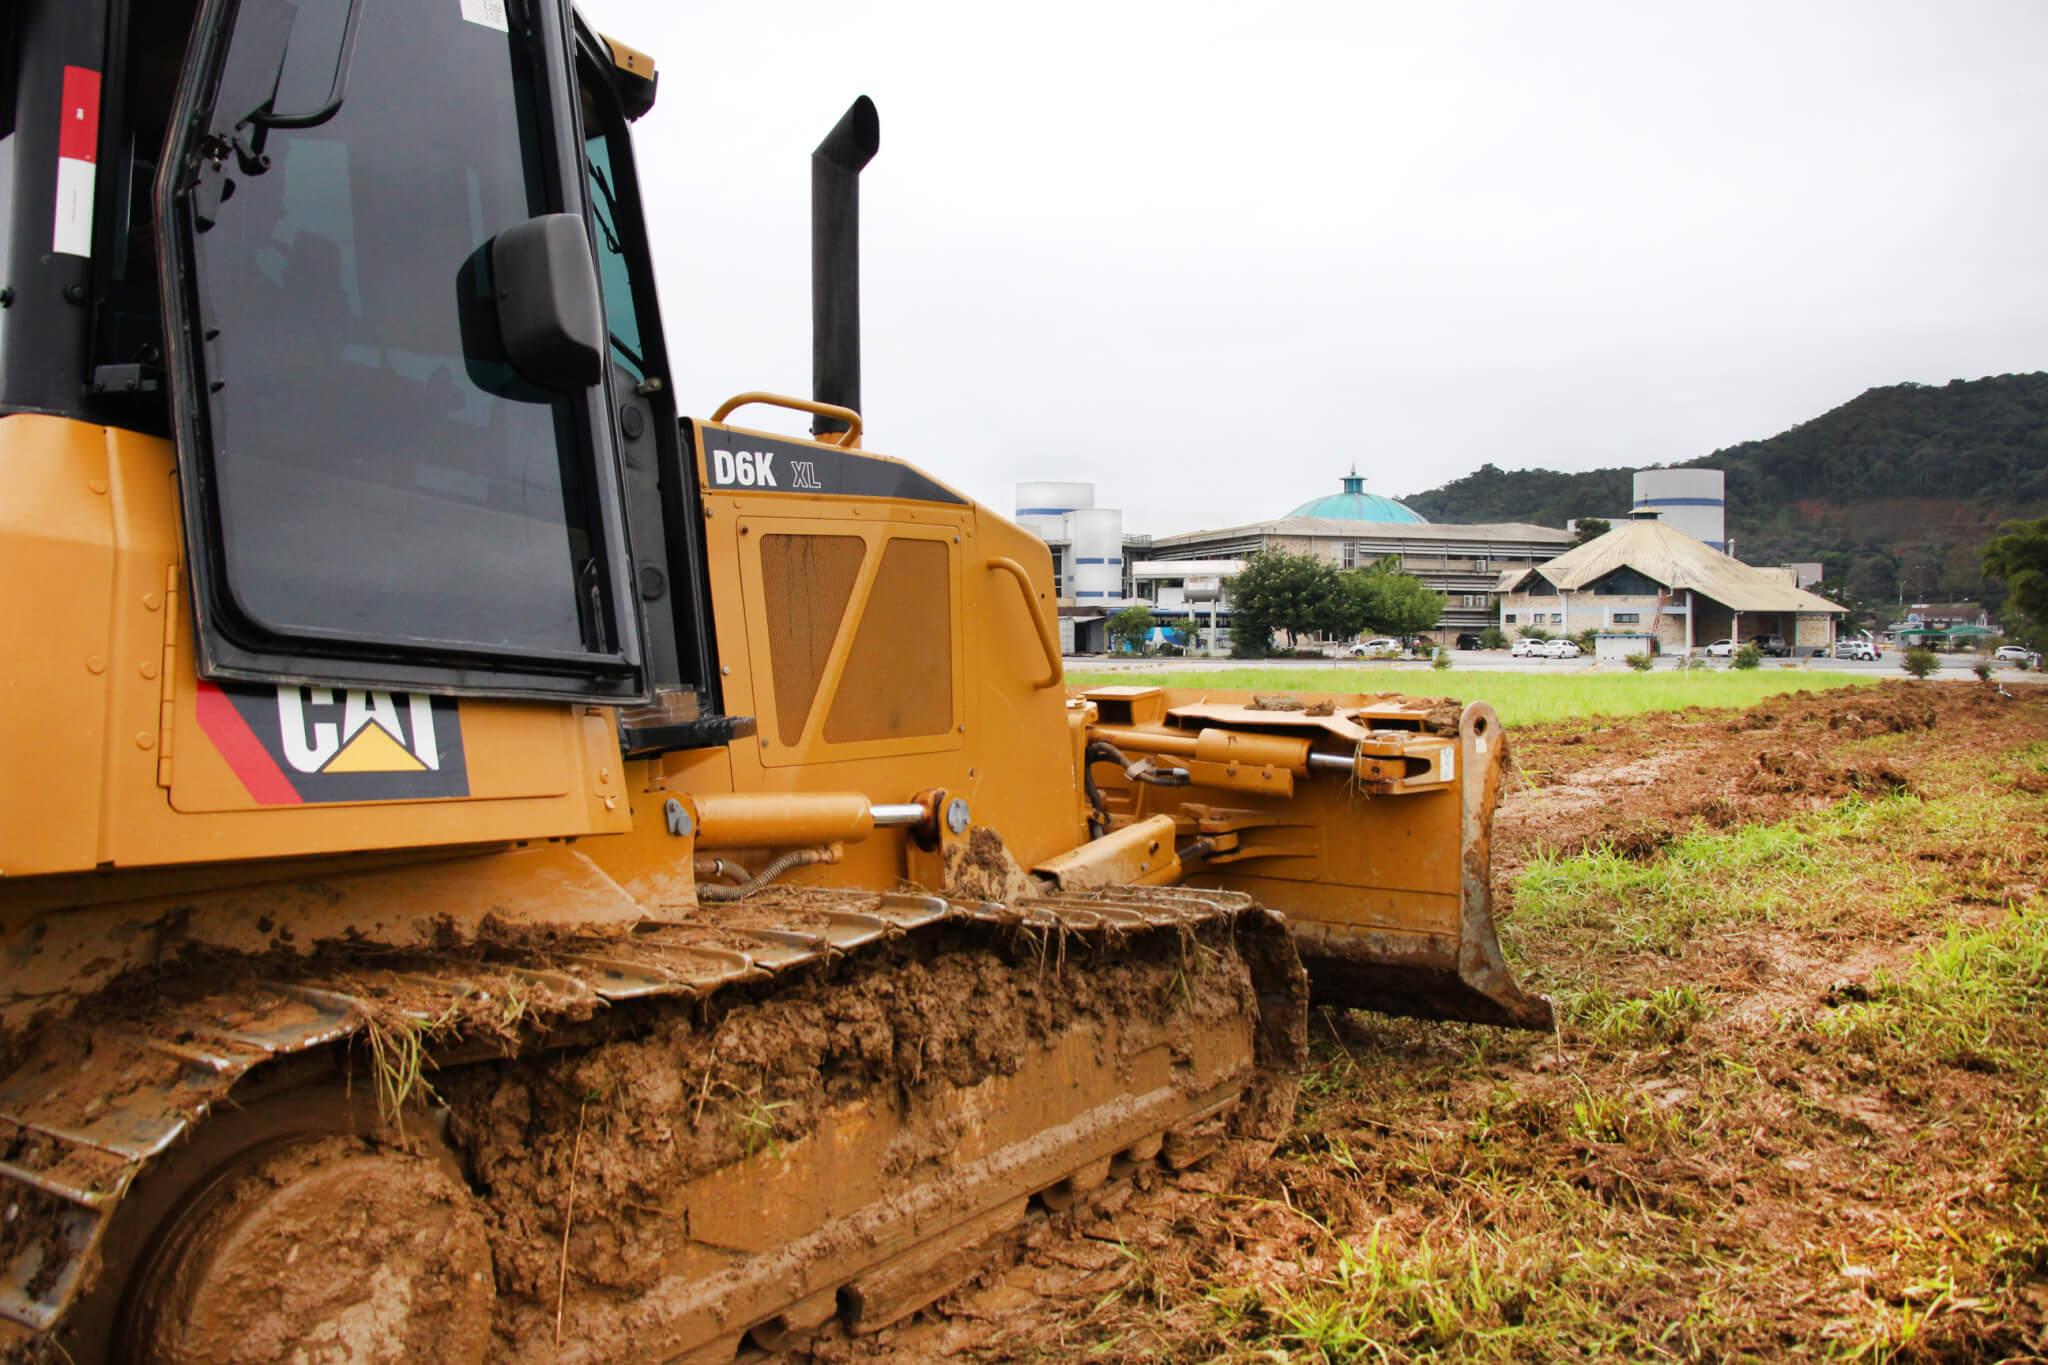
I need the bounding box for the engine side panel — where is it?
[0,416,631,886]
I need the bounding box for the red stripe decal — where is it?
[194,681,303,805]
[58,67,100,164]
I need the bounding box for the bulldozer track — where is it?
[0,884,1307,1361]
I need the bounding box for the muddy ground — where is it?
[847,680,2048,1363]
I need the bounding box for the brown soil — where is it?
[442,918,1259,1358]
[860,681,2048,1363]
[944,826,1039,903]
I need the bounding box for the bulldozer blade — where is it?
[1074,687,1550,1031]
[1290,699,1551,1030]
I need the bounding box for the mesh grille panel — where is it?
[824,539,952,743]
[759,534,864,745]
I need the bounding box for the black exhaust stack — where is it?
[811,97,881,439]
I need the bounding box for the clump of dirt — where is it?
[945,826,1037,902]
[1740,749,1913,799]
[1418,697,1466,736]
[1595,820,1673,861]
[1248,694,1308,711]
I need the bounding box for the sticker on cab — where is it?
[196,681,469,805]
[459,0,509,32]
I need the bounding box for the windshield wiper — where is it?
[216,0,365,175]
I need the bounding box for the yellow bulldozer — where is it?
[0,1,1547,1358]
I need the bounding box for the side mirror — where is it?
[491,214,605,391]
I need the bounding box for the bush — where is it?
[1973,660,1994,681]
[1519,627,1554,642]
[1682,653,1715,671]
[1626,652,1655,672]
[1432,648,1452,672]
[1732,644,1763,670]
[1902,647,1940,679]
[1479,626,1508,650]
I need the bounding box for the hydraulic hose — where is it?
[698,846,840,902]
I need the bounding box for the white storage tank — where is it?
[1014,482,1093,540]
[1632,469,1725,551]
[1068,508,1124,605]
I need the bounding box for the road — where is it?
[1065,651,2048,682]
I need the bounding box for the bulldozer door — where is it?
[155,0,650,704]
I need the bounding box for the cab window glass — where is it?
[188,0,603,656]
[583,123,643,380]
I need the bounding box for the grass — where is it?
[1037,720,2048,1364]
[1065,667,1880,726]
[1817,906,2048,1071]
[1508,792,1941,960]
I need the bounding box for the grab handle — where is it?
[986,558,1063,690]
[710,391,862,448]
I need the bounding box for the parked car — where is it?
[1455,633,1482,651]
[1350,637,1403,658]
[1995,644,2041,668]
[1833,639,1879,661]
[1704,639,1735,657]
[1510,637,1546,658]
[1751,634,1791,657]
[1540,638,1583,659]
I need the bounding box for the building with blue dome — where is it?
[1283,470,1427,525]
[1011,471,1577,653]
[1135,469,1572,650]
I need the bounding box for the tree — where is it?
[1845,553,1898,605]
[1367,569,1445,639]
[1984,519,2048,637]
[1335,557,1445,639]
[1227,548,1345,654]
[1105,604,1155,655]
[1937,542,1986,601]
[1571,517,1611,547]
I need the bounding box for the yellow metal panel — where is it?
[1032,814,1181,890]
[676,420,1082,883]
[0,416,114,876]
[0,421,631,875]
[730,514,964,770]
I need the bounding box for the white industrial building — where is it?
[1015,483,1145,653]
[1129,560,1244,655]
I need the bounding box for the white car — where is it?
[1704,639,1736,658]
[1995,644,2040,668]
[1350,637,1402,658]
[1539,638,1582,659]
[1510,637,1546,658]
[1833,639,1878,661]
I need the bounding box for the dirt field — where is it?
[852,680,2048,1363]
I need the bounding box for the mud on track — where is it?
[859,680,2048,1364]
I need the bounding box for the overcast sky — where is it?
[573,0,2048,535]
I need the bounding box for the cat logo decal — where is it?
[195,682,468,805]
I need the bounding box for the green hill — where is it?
[1398,373,2048,609]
